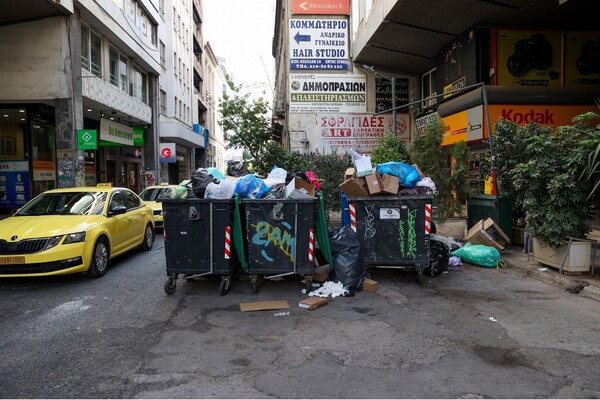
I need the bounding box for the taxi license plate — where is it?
[0,256,25,264]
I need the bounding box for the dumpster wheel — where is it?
[164,275,177,295]
[219,277,230,296]
[304,275,313,292]
[416,271,424,285]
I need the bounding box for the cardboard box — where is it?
[467,217,510,251]
[285,177,315,199]
[339,178,369,197]
[313,264,330,282]
[380,173,399,195]
[240,300,289,312]
[353,156,374,177]
[298,297,329,310]
[362,278,379,292]
[344,167,355,181]
[364,173,383,195]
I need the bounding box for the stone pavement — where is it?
[499,246,600,302]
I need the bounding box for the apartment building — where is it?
[157,0,206,185]
[0,0,161,211]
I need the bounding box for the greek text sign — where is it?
[99,118,134,146]
[290,74,365,113]
[291,0,350,15]
[316,113,411,153]
[289,18,349,70]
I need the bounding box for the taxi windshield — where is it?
[17,192,108,216]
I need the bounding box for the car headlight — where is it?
[63,232,86,244]
[43,235,64,250]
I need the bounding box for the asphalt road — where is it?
[1,235,600,398]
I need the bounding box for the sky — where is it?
[203,0,276,99]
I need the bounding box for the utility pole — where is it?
[363,65,397,138]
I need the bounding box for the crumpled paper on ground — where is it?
[308,281,349,298]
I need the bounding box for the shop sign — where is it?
[564,31,600,86]
[133,126,145,147]
[291,0,350,15]
[159,143,176,163]
[0,161,30,208]
[441,105,483,146]
[415,112,440,135]
[436,29,479,99]
[32,160,56,181]
[375,78,409,113]
[290,73,365,113]
[77,129,97,150]
[315,113,411,153]
[496,30,563,87]
[289,18,349,70]
[99,118,134,146]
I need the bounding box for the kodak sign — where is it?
[441,104,597,146]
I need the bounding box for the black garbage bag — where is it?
[191,168,217,198]
[227,160,249,177]
[423,238,450,277]
[328,225,366,294]
[285,171,310,185]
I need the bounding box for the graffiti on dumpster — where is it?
[251,220,296,262]
[397,208,418,259]
[364,204,376,240]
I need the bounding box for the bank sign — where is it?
[289,18,349,70]
[290,74,365,113]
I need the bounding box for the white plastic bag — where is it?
[263,166,288,188]
[416,176,437,191]
[204,180,235,199]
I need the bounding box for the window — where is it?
[174,52,177,76]
[421,68,437,109]
[159,0,164,17]
[160,90,167,115]
[131,64,148,104]
[109,46,128,92]
[81,23,102,77]
[160,41,166,67]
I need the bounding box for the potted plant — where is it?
[492,112,600,272]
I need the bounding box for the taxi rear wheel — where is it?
[87,238,109,278]
[140,223,154,251]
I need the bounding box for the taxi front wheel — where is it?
[140,223,154,251]
[87,238,109,278]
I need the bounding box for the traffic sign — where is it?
[292,0,350,15]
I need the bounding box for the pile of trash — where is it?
[171,163,320,201]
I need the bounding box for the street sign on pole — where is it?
[291,0,350,15]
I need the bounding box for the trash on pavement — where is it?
[240,300,289,312]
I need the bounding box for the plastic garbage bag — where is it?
[170,185,190,199]
[305,171,321,190]
[448,256,462,266]
[423,238,450,277]
[263,166,288,188]
[191,168,217,198]
[451,244,501,268]
[376,162,421,188]
[416,177,437,192]
[328,225,365,294]
[204,180,235,199]
[234,174,269,199]
[205,167,226,180]
[227,160,249,177]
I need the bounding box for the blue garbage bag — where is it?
[234,174,269,199]
[376,162,421,188]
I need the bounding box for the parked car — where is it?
[0,184,154,278]
[139,184,193,229]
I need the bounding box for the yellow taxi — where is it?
[139,184,193,229]
[0,184,155,278]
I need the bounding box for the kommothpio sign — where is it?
[99,118,134,146]
[290,74,366,113]
[289,18,349,70]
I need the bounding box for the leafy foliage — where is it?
[219,77,274,162]
[370,134,411,166]
[409,116,467,220]
[493,114,600,247]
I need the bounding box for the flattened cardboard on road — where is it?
[240,300,289,312]
[298,297,329,310]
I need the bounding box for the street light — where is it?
[363,64,397,138]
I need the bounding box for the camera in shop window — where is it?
[506,33,553,77]
[576,39,600,75]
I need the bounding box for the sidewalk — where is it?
[500,246,600,302]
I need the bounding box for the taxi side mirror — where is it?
[109,205,127,216]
